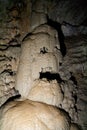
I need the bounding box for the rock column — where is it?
[15,24,63,105]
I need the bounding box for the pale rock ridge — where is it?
[0,100,70,130]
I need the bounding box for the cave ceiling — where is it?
[0,0,87,25]
[0,0,87,44]
[48,0,87,26]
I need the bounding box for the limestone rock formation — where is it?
[15,24,62,98]
[0,0,87,130]
[28,79,63,107]
[0,100,70,130]
[0,43,21,106]
[59,35,87,130]
[0,24,71,130]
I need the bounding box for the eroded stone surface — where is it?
[0,99,70,130]
[28,79,63,107]
[59,35,87,130]
[0,2,24,101]
[0,43,21,106]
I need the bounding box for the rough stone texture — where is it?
[48,0,87,26]
[0,0,31,44]
[60,81,78,122]
[28,79,63,107]
[0,100,70,130]
[70,123,81,130]
[0,43,21,106]
[0,0,31,105]
[61,23,87,36]
[59,35,87,130]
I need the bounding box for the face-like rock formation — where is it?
[0,24,70,130]
[15,24,62,99]
[0,23,82,130]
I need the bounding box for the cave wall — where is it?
[0,0,32,105]
[0,0,87,130]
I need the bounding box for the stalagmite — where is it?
[0,24,71,130]
[28,79,63,106]
[0,100,70,130]
[15,24,62,99]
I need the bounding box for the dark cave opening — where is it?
[47,18,66,56]
[1,94,21,107]
[39,71,64,83]
[40,47,48,54]
[70,72,77,85]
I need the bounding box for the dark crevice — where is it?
[1,69,16,76]
[74,105,78,112]
[39,72,64,83]
[6,94,21,102]
[47,18,66,56]
[0,44,21,51]
[22,32,33,41]
[70,72,77,85]
[58,107,71,121]
[9,44,21,48]
[40,47,48,54]
[1,94,21,107]
[59,62,62,66]
[73,95,77,104]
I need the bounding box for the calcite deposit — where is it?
[0,24,71,130]
[28,79,63,107]
[15,24,62,98]
[0,100,70,130]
